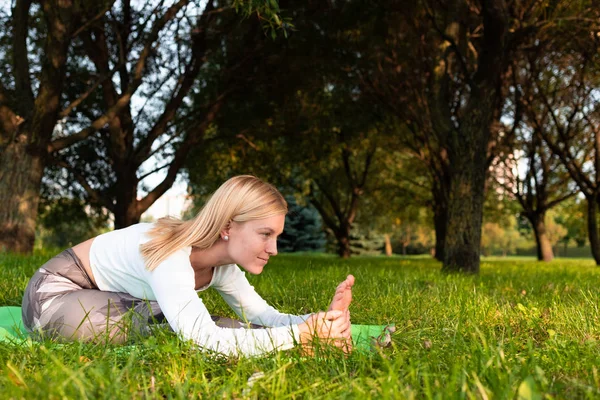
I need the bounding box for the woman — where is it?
[22,175,354,356]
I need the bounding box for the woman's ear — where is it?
[221,221,232,240]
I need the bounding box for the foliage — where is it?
[184,0,399,258]
[392,217,435,256]
[543,211,569,248]
[47,0,270,227]
[512,11,600,263]
[481,217,524,257]
[3,0,598,270]
[0,0,282,253]
[346,223,385,256]
[481,212,569,257]
[35,198,110,249]
[554,197,588,247]
[3,254,600,397]
[278,196,326,253]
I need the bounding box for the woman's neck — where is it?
[190,240,232,270]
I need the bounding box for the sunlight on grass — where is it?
[1,253,600,398]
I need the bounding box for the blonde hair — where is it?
[140,175,287,271]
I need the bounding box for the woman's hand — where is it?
[328,275,355,312]
[298,310,352,354]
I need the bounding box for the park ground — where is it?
[1,252,600,399]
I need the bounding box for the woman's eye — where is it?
[262,232,271,237]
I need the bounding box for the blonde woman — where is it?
[21,175,354,356]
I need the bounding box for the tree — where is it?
[544,210,568,253]
[347,223,385,256]
[52,0,220,228]
[392,213,435,256]
[360,0,523,272]
[519,23,600,264]
[360,0,595,272]
[0,0,102,253]
[0,0,285,253]
[554,197,588,254]
[48,0,277,229]
[278,196,326,253]
[480,217,522,257]
[492,128,576,261]
[36,197,110,249]
[185,0,390,258]
[188,88,386,258]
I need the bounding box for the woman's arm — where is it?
[147,252,301,356]
[212,264,312,327]
[214,265,352,353]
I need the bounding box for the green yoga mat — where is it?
[0,306,26,342]
[0,306,393,352]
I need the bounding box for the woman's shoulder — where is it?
[133,222,157,243]
[91,222,155,242]
[211,263,245,286]
[147,247,195,286]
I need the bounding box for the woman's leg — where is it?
[36,289,164,342]
[22,249,163,343]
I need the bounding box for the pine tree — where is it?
[278,197,326,253]
[348,223,385,256]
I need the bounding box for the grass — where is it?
[1,251,600,399]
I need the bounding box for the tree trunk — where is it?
[433,202,447,262]
[530,213,554,262]
[442,125,489,273]
[384,233,392,256]
[441,0,508,273]
[0,137,45,253]
[337,235,351,258]
[0,0,82,253]
[113,203,142,229]
[586,197,600,265]
[431,169,450,261]
[113,173,141,229]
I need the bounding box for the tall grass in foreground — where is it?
[1,252,600,399]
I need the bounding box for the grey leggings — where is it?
[22,249,260,343]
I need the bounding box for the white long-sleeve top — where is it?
[89,223,310,356]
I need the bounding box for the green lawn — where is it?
[1,252,600,399]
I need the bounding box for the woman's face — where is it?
[227,214,285,274]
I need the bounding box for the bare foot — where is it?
[328,275,355,312]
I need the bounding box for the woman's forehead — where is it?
[242,215,285,230]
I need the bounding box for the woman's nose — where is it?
[266,240,278,256]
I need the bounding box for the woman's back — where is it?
[88,223,192,299]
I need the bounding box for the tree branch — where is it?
[50,156,113,211]
[133,0,216,167]
[136,92,224,214]
[71,3,112,38]
[546,191,577,210]
[425,8,471,82]
[58,66,122,118]
[137,162,171,182]
[314,179,345,224]
[308,187,340,237]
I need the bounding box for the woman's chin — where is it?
[243,265,264,275]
